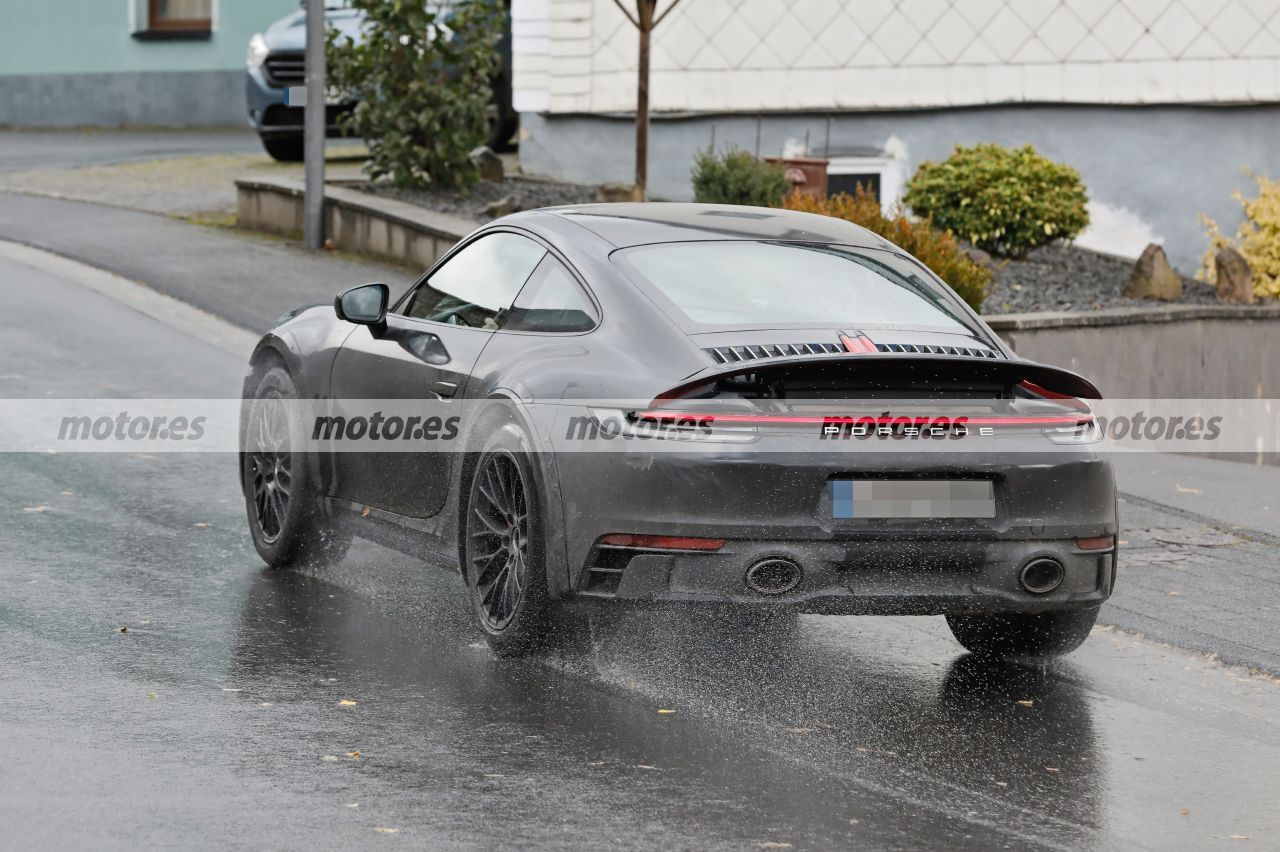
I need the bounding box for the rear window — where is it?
[613,241,972,332]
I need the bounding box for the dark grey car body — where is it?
[244,203,1117,619]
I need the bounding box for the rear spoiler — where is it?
[662,354,1102,401]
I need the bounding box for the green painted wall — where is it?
[0,0,300,76]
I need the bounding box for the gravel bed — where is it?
[360,176,600,222]
[981,243,1220,314]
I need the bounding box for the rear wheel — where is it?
[260,135,304,162]
[463,425,575,656]
[243,365,349,568]
[946,607,1099,658]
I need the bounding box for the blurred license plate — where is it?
[830,480,995,519]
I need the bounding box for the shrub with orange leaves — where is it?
[780,187,991,311]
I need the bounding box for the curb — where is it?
[235,176,476,271]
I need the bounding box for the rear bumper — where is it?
[551,442,1118,615]
[576,535,1115,615]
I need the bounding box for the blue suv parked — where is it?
[245,3,516,162]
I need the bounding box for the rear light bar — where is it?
[1075,535,1116,552]
[631,411,1093,428]
[598,534,726,551]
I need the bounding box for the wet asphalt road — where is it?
[2,253,1279,850]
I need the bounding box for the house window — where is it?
[826,152,906,215]
[136,0,213,38]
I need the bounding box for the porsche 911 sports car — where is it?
[240,203,1117,657]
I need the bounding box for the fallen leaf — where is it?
[995,781,1008,787]
[1174,483,1202,494]
[193,522,211,529]
[361,507,371,518]
[148,692,158,700]
[372,827,399,834]
[338,699,357,707]
[344,802,360,808]
[1016,699,1034,707]
[347,751,361,759]
[60,491,74,496]
[1168,590,1181,596]
[1228,835,1251,840]
[1044,766,1060,772]
[656,709,676,715]
[1181,808,1191,817]
[260,702,274,707]
[321,755,340,762]
[634,764,659,770]
[220,688,241,693]
[23,505,49,513]
[118,626,128,633]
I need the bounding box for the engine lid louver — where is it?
[705,342,844,364]
[874,343,998,358]
[704,341,997,364]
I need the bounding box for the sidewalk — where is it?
[1113,452,1280,540]
[0,192,410,333]
[1104,453,1280,672]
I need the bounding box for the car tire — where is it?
[260,135,305,162]
[945,606,1099,658]
[243,364,350,568]
[463,423,577,657]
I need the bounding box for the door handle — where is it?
[431,380,458,399]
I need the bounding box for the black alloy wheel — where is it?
[467,451,529,631]
[248,397,291,544]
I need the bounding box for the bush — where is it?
[781,187,990,311]
[903,143,1090,257]
[327,0,502,189]
[692,147,792,207]
[1199,172,1280,299]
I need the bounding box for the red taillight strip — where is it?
[1018,380,1091,412]
[598,534,725,551]
[1075,535,1116,551]
[632,411,1093,428]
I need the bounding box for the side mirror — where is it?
[335,283,389,326]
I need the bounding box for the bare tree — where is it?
[611,0,683,199]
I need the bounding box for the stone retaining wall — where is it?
[236,176,1280,400]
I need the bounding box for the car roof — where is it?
[538,202,896,250]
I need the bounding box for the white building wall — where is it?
[513,0,1280,114]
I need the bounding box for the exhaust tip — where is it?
[745,558,803,596]
[1019,557,1065,594]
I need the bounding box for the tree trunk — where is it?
[635,21,650,198]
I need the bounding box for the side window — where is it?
[502,256,599,333]
[403,233,545,329]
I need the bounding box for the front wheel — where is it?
[260,134,304,162]
[463,425,576,656]
[946,607,1099,658]
[242,364,349,568]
